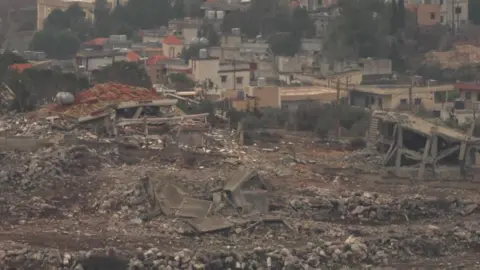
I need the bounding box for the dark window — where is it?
[440,16,444,23]
[477,93,480,101]
[378,97,383,109]
[435,91,446,103]
[430,12,436,20]
[221,75,227,83]
[414,98,422,105]
[236,77,243,84]
[400,99,407,104]
[455,6,462,14]
[440,0,443,5]
[465,91,472,100]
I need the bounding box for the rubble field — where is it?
[1,116,480,270]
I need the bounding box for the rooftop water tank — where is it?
[206,10,215,19]
[216,10,225,20]
[257,77,266,87]
[56,92,75,105]
[199,37,209,45]
[199,48,208,59]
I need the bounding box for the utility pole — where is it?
[336,79,340,139]
[409,76,413,112]
[451,0,456,35]
[233,58,236,91]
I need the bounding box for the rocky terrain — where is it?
[1,116,480,269]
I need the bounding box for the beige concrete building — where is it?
[416,4,442,26]
[349,84,456,111]
[189,55,251,92]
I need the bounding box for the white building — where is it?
[189,49,251,93]
[75,50,128,72]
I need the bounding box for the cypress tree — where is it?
[398,0,405,28]
[390,0,398,34]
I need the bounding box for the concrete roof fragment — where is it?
[372,110,480,142]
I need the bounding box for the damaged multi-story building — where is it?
[368,110,480,180]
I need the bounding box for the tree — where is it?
[324,0,392,60]
[397,0,405,29]
[93,61,152,88]
[44,9,70,30]
[291,7,315,38]
[30,29,81,59]
[221,0,290,38]
[94,0,111,37]
[268,32,301,57]
[168,73,195,90]
[0,52,27,81]
[181,42,208,62]
[199,23,220,46]
[470,0,480,25]
[221,11,242,34]
[390,0,398,34]
[122,0,172,30]
[173,0,186,19]
[65,4,92,41]
[40,5,91,42]
[3,69,36,112]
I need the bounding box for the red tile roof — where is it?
[163,35,182,45]
[127,51,141,62]
[9,63,33,72]
[83,38,108,46]
[147,55,169,65]
[456,82,480,91]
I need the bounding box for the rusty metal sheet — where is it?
[189,216,233,233]
[175,197,212,219]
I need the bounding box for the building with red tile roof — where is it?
[163,35,184,58]
[127,51,141,62]
[83,37,108,47]
[9,63,33,73]
[163,35,183,45]
[146,55,169,66]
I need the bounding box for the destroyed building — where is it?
[368,110,480,180]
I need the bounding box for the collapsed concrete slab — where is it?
[175,197,212,219]
[368,110,480,180]
[188,216,234,233]
[224,168,272,213]
[0,136,54,151]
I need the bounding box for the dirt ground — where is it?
[1,128,480,269]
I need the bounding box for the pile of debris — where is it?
[425,44,480,69]
[0,144,108,219]
[3,224,480,269]
[41,83,159,117]
[131,167,289,234]
[30,83,210,140]
[290,187,479,224]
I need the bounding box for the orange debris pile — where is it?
[38,83,160,118]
